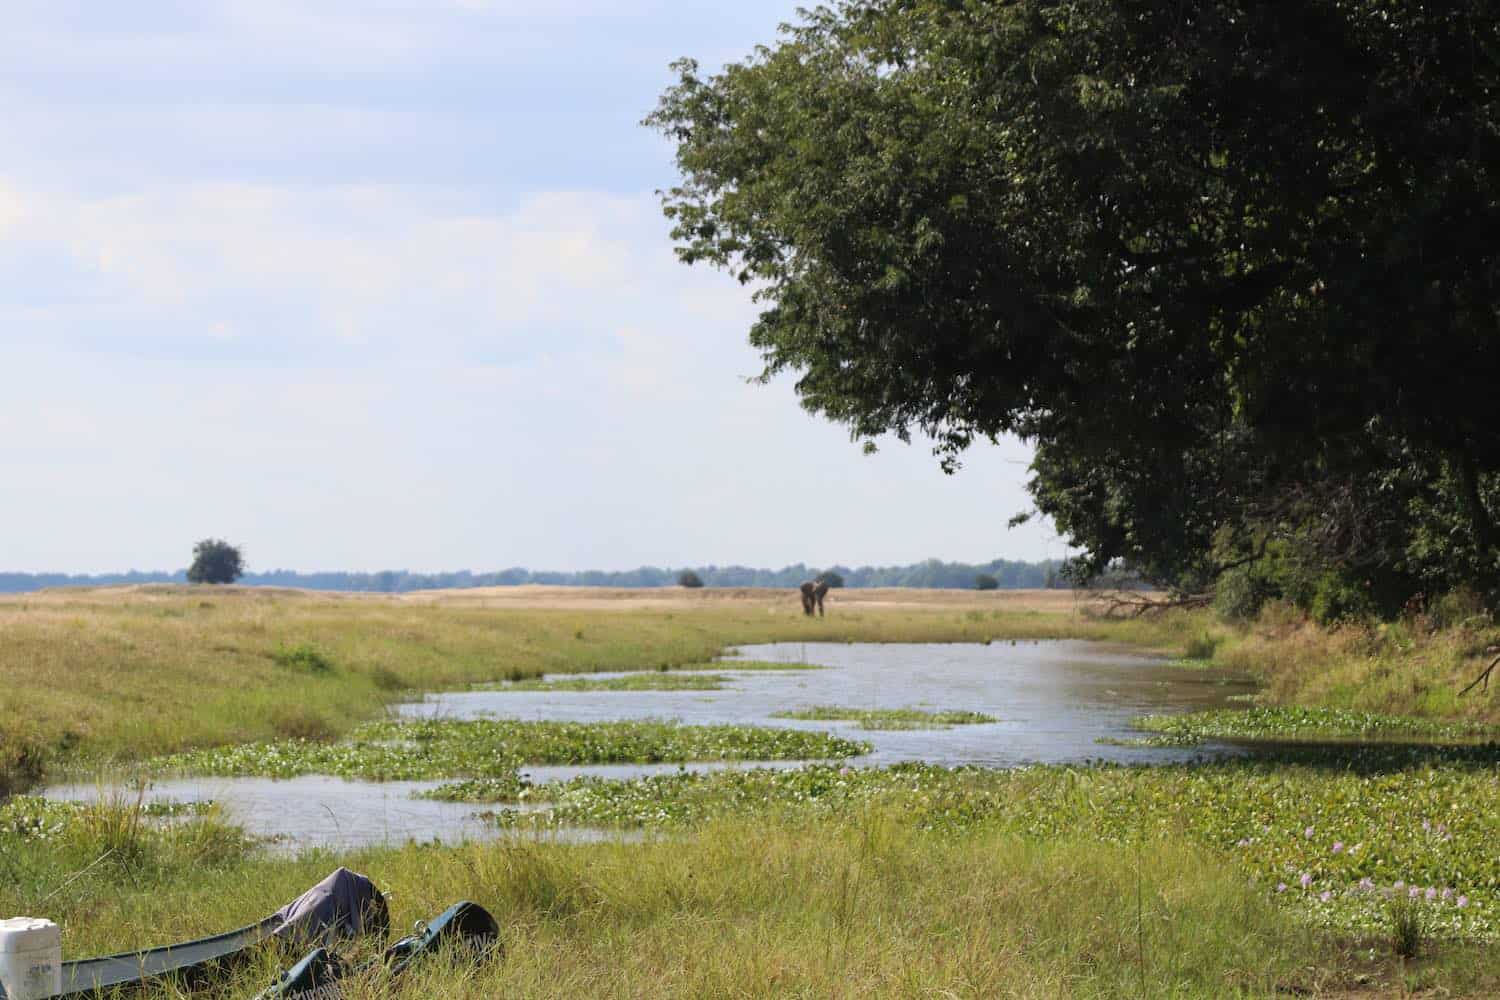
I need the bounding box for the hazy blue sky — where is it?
[2,1,1062,574]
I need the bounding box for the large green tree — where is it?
[649,0,1500,604]
[187,538,245,585]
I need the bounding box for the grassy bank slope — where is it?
[1204,604,1500,725]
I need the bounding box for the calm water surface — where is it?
[47,641,1254,850]
[405,640,1256,768]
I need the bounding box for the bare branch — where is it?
[1459,653,1500,697]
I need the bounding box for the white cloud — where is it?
[0,178,742,367]
[0,2,1065,574]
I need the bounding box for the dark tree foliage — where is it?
[975,573,1000,591]
[816,570,846,588]
[649,0,1500,607]
[187,539,244,585]
[677,569,706,588]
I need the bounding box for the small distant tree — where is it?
[677,569,704,588]
[187,539,244,585]
[816,570,845,589]
[974,573,999,591]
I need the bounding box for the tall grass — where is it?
[0,812,1337,998]
[1213,601,1500,724]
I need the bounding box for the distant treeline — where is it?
[0,558,1081,594]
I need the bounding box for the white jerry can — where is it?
[0,917,61,1000]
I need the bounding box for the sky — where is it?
[1,1,1063,575]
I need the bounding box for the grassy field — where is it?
[6,583,1500,996]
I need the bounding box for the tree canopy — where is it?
[187,539,244,585]
[649,0,1500,609]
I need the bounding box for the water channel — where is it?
[46,641,1255,851]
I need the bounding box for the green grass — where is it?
[478,672,730,692]
[269,641,335,673]
[6,778,1499,996]
[449,757,1500,945]
[1128,706,1500,747]
[1165,657,1220,670]
[770,706,998,730]
[149,719,870,780]
[0,812,1329,999]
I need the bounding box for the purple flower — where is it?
[1442,888,1453,901]
[1299,872,1312,889]
[1320,890,1332,903]
[1304,826,1315,839]
[1425,887,1438,901]
[1331,841,1344,854]
[1394,880,1406,890]
[1409,887,1421,899]
[1276,883,1287,894]
[1236,838,1251,848]
[1457,896,1469,908]
[1357,878,1375,892]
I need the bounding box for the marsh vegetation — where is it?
[6,585,1500,995]
[770,706,998,730]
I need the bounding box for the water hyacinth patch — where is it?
[460,756,1500,943]
[770,707,998,730]
[0,794,223,845]
[0,796,76,842]
[150,719,871,781]
[1127,707,1500,747]
[476,763,892,825]
[476,673,731,692]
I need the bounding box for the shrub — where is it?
[1308,572,1378,625]
[677,570,705,588]
[1183,633,1220,660]
[1429,586,1491,630]
[271,642,335,673]
[974,573,999,591]
[267,706,335,742]
[1213,567,1266,622]
[0,731,46,796]
[1385,894,1427,959]
[367,665,407,692]
[816,570,846,588]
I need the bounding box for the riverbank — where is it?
[0,585,1189,789]
[4,782,1497,997]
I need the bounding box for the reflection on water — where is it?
[46,641,1256,850]
[42,775,640,853]
[404,640,1257,768]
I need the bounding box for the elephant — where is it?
[799,580,831,617]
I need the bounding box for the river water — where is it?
[46,641,1254,850]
